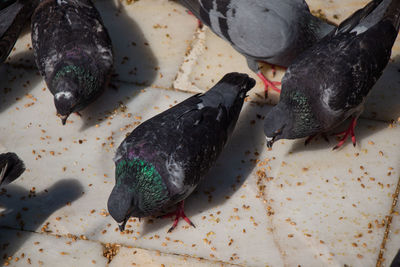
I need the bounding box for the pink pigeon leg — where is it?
[333,117,358,150]
[160,200,195,233]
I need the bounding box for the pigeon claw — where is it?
[162,201,195,233]
[332,118,358,150]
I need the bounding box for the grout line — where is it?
[0,226,242,266]
[172,26,207,93]
[376,175,400,267]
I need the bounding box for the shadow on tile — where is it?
[0,56,42,114]
[140,104,265,234]
[287,117,388,154]
[0,179,84,265]
[364,55,400,121]
[79,0,158,130]
[78,82,143,131]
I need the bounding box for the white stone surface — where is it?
[262,119,400,266]
[110,246,239,267]
[0,228,107,266]
[96,0,197,88]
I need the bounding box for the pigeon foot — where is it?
[332,118,358,150]
[256,71,281,97]
[186,10,202,28]
[161,201,195,233]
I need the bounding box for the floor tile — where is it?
[261,119,400,266]
[0,228,107,267]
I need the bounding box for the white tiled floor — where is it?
[1,0,400,266]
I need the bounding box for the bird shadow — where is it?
[0,52,42,114]
[140,103,266,235]
[78,0,158,131]
[363,54,400,121]
[0,179,84,265]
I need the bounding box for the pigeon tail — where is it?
[335,0,384,35]
[179,0,201,19]
[0,152,25,186]
[383,0,400,30]
[199,73,255,109]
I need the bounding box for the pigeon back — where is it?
[31,0,113,119]
[180,0,335,67]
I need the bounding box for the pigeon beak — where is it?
[58,114,69,125]
[266,128,283,148]
[266,136,276,148]
[118,217,128,232]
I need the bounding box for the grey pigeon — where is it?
[0,0,39,63]
[0,152,25,187]
[179,0,335,95]
[264,0,399,149]
[108,72,255,232]
[31,0,113,125]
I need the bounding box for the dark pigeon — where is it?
[31,0,113,125]
[0,152,25,187]
[179,0,335,95]
[391,249,400,267]
[0,0,39,63]
[264,0,399,149]
[108,72,255,232]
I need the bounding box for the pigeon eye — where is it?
[274,125,285,136]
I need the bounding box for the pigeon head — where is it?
[108,158,170,231]
[53,80,79,125]
[107,184,137,232]
[264,103,293,148]
[264,89,319,147]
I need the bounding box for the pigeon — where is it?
[264,0,399,150]
[31,0,113,125]
[108,72,255,232]
[0,152,25,187]
[179,0,335,95]
[391,249,400,267]
[0,0,39,63]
